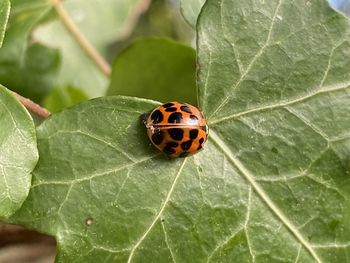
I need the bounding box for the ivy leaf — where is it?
[34,0,150,98]
[8,0,350,262]
[180,0,205,28]
[108,38,197,105]
[197,0,350,262]
[0,86,38,218]
[0,0,60,103]
[0,0,10,47]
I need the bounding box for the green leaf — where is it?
[43,86,89,113]
[8,0,350,262]
[0,86,38,218]
[34,0,150,98]
[0,0,10,47]
[197,0,350,261]
[0,0,60,102]
[107,38,197,105]
[180,0,205,28]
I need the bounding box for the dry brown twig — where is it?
[49,0,111,76]
[11,91,51,119]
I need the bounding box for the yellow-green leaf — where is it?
[0,0,10,47]
[0,86,38,218]
[8,0,350,262]
[108,38,197,105]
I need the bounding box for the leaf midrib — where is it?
[127,158,187,263]
[208,80,350,126]
[206,0,283,120]
[209,129,322,263]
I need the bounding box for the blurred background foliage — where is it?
[0,0,349,115]
[0,0,198,114]
[108,38,197,104]
[0,0,350,262]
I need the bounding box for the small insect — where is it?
[141,102,208,158]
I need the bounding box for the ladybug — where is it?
[141,102,208,158]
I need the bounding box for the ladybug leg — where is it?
[164,153,176,160]
[140,112,150,126]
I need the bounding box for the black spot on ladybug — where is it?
[151,130,164,145]
[162,102,175,108]
[166,141,179,148]
[168,112,183,123]
[143,102,208,158]
[181,140,193,151]
[179,152,189,158]
[151,110,163,124]
[168,128,184,141]
[180,105,192,113]
[189,115,199,124]
[165,107,177,112]
[163,145,176,155]
[190,129,199,140]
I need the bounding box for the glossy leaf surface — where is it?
[0,0,10,47]
[0,86,38,218]
[8,0,350,262]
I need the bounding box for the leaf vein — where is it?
[284,106,330,142]
[311,242,350,248]
[161,220,177,263]
[220,0,243,75]
[127,159,187,263]
[294,245,302,263]
[200,37,212,111]
[31,154,160,187]
[210,130,322,263]
[207,0,283,120]
[244,186,255,262]
[0,165,11,201]
[48,130,136,163]
[209,81,350,125]
[206,226,244,263]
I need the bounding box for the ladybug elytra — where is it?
[141,102,208,158]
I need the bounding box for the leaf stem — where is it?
[117,0,151,40]
[49,0,111,76]
[12,91,51,119]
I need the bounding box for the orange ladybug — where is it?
[141,102,208,158]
